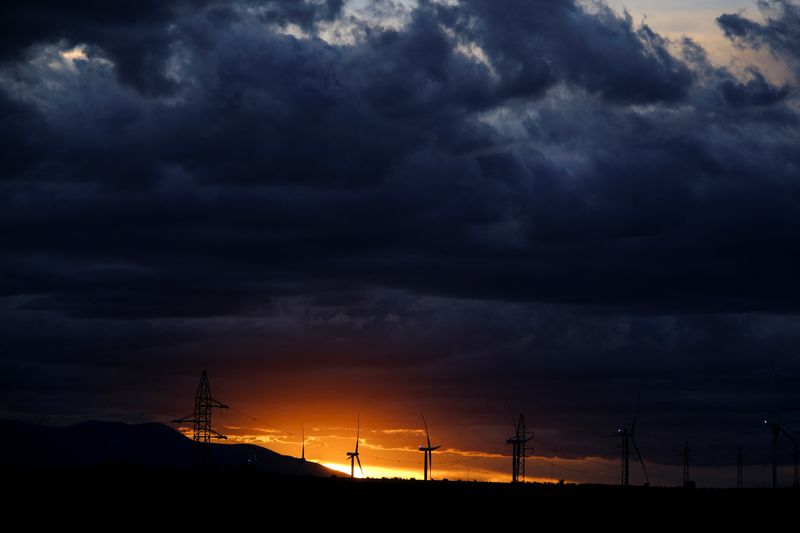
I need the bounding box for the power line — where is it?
[227,406,299,438]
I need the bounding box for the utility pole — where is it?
[507,413,534,483]
[172,370,229,467]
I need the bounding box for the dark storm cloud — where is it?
[0,1,344,94]
[2,0,800,472]
[0,0,186,95]
[438,0,694,103]
[717,0,800,75]
[719,68,791,107]
[4,3,797,313]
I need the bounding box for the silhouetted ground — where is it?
[6,418,793,524]
[5,466,796,526]
[0,419,340,476]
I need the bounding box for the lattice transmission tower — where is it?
[172,370,229,467]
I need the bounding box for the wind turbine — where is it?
[764,414,799,488]
[346,416,363,479]
[764,362,799,488]
[419,412,441,481]
[617,391,649,486]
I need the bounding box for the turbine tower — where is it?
[346,416,363,479]
[618,391,648,486]
[736,447,743,489]
[682,441,689,485]
[768,416,780,489]
[682,441,693,488]
[172,370,229,467]
[507,413,534,483]
[419,412,441,481]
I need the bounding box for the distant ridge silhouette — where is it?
[0,419,342,476]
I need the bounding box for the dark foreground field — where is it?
[6,467,797,525]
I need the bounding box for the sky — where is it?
[2,0,800,487]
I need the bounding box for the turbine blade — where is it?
[631,436,649,484]
[355,414,360,453]
[357,455,364,478]
[782,427,799,446]
[421,411,431,449]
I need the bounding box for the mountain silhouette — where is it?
[0,419,341,476]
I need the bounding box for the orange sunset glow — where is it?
[174,398,623,484]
